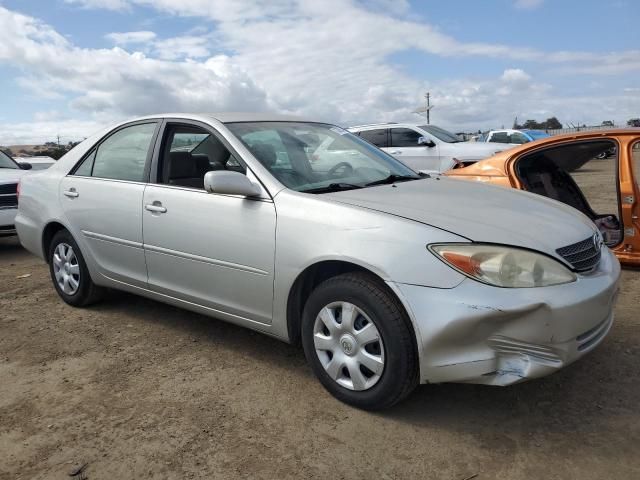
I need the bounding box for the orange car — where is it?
[445,129,640,267]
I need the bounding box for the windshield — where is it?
[226,122,421,193]
[0,150,19,169]
[418,125,462,143]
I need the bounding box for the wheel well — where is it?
[286,260,404,345]
[42,222,66,262]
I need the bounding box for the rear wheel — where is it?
[301,272,418,410]
[48,230,103,307]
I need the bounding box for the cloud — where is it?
[514,0,544,9]
[0,7,269,133]
[106,30,211,59]
[105,31,157,45]
[0,2,638,144]
[65,0,130,11]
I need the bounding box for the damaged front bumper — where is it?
[390,247,621,386]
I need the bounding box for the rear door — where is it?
[142,120,276,325]
[389,127,440,172]
[59,121,159,287]
[358,128,389,151]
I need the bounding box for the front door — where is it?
[619,138,640,265]
[142,122,276,324]
[388,127,440,172]
[513,136,640,266]
[59,121,159,286]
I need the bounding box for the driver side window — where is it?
[158,124,245,190]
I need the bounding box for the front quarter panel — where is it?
[270,189,468,339]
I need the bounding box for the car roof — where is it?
[126,112,315,124]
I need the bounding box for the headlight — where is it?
[429,243,577,288]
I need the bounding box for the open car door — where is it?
[508,133,640,267]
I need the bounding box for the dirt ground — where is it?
[1,161,640,478]
[1,238,639,480]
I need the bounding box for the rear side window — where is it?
[73,123,157,182]
[390,128,422,148]
[359,129,388,148]
[74,150,95,176]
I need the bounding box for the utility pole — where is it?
[413,92,434,123]
[57,134,60,147]
[425,92,431,124]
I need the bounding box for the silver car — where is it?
[16,113,620,410]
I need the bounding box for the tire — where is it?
[48,229,103,307]
[301,272,418,410]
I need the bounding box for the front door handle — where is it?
[63,189,79,198]
[145,202,167,214]
[389,150,402,155]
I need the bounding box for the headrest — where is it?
[249,142,277,167]
[169,151,197,178]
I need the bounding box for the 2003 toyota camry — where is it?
[16,113,620,409]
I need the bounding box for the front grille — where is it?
[0,183,18,195]
[0,194,18,208]
[556,235,601,272]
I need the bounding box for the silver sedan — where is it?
[16,113,620,409]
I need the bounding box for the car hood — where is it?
[324,177,596,258]
[0,168,29,184]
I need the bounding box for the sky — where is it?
[0,0,638,144]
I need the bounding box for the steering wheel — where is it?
[277,169,309,186]
[327,162,354,178]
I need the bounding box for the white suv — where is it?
[349,123,514,173]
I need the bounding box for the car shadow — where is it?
[90,289,635,437]
[91,290,308,369]
[0,236,29,257]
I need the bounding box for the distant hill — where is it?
[1,141,80,160]
[4,144,50,157]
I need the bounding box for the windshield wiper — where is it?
[364,174,421,187]
[302,182,364,194]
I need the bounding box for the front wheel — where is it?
[301,272,418,410]
[48,229,103,307]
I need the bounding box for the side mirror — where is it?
[418,137,436,148]
[18,162,32,170]
[203,170,262,197]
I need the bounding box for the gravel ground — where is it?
[1,161,639,478]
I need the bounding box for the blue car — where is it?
[478,129,550,144]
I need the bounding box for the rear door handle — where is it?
[63,189,79,198]
[390,150,402,155]
[145,202,167,214]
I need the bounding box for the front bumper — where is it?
[0,207,17,236]
[391,247,621,385]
